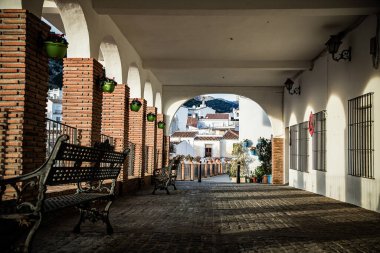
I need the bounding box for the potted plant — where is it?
[100,77,117,93]
[147,112,156,122]
[157,121,165,129]
[130,99,142,112]
[44,32,68,59]
[256,137,272,184]
[254,166,265,183]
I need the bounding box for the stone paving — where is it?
[26,179,380,252]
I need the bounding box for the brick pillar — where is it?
[0,10,50,176]
[156,114,164,169]
[163,135,170,167]
[62,58,103,147]
[272,137,284,184]
[145,107,157,175]
[102,84,129,182]
[128,98,146,178]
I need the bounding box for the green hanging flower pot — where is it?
[101,78,117,93]
[130,99,142,112]
[44,32,68,59]
[157,121,165,129]
[147,112,156,122]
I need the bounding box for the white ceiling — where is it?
[62,0,380,87]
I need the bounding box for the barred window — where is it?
[298,122,309,172]
[348,93,374,179]
[289,122,309,172]
[289,124,298,170]
[312,111,326,171]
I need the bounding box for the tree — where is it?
[256,137,272,175]
[229,142,252,177]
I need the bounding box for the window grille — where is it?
[289,122,309,172]
[312,111,327,171]
[348,93,374,179]
[298,122,309,172]
[289,124,298,170]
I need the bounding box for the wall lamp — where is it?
[325,34,351,62]
[284,78,300,95]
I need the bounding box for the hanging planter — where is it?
[147,112,156,122]
[130,99,142,112]
[44,32,68,59]
[157,121,165,129]
[101,77,117,93]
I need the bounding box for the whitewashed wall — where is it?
[284,15,380,212]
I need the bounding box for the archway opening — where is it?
[169,93,273,183]
[143,82,154,106]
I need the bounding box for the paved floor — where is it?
[23,179,380,252]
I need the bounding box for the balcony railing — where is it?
[46,118,78,158]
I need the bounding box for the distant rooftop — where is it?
[171,131,198,138]
[194,136,222,141]
[204,113,229,120]
[186,117,198,127]
[223,130,239,139]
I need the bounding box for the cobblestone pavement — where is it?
[29,180,380,253]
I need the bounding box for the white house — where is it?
[46,89,62,122]
[198,113,236,129]
[188,98,215,119]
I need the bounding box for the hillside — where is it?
[183,97,238,113]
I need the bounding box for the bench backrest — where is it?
[45,135,128,186]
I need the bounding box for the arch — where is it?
[128,65,142,98]
[163,86,284,136]
[52,0,91,58]
[143,81,154,106]
[99,36,122,83]
[166,93,274,143]
[155,92,162,113]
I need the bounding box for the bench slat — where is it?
[46,166,121,185]
[43,193,109,212]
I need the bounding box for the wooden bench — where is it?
[0,135,129,253]
[152,157,181,195]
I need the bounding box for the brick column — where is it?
[62,58,103,147]
[163,135,170,167]
[272,137,284,184]
[128,98,146,178]
[145,107,157,175]
[0,10,50,176]
[102,84,129,182]
[156,114,164,169]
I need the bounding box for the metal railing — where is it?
[101,134,114,146]
[127,142,136,176]
[46,118,78,158]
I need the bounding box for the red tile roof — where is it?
[171,131,198,138]
[223,130,239,139]
[194,136,222,141]
[204,113,229,120]
[186,117,198,127]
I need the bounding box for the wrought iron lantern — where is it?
[325,34,351,62]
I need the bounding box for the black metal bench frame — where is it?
[152,158,180,195]
[0,135,129,253]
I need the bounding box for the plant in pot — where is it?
[44,32,68,59]
[130,99,142,112]
[100,77,117,93]
[147,112,157,122]
[254,166,266,183]
[256,137,272,184]
[157,121,165,129]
